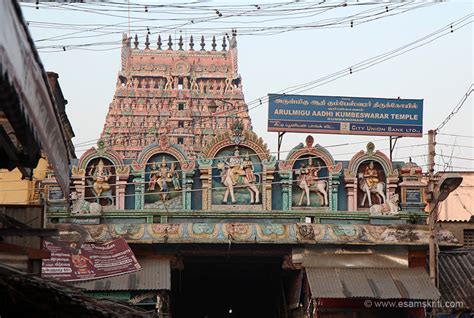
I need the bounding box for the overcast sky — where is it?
[21,1,473,171]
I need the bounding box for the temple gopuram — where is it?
[101,31,251,159]
[45,33,459,318]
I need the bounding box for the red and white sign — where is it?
[42,237,141,282]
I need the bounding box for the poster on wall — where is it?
[42,237,141,282]
[268,94,423,137]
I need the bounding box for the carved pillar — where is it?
[262,159,276,211]
[115,167,130,210]
[280,172,291,211]
[387,176,399,201]
[116,178,127,210]
[344,176,358,212]
[182,170,194,210]
[198,159,212,211]
[330,174,341,211]
[133,177,144,210]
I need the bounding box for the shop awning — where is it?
[73,258,171,291]
[306,267,440,300]
[0,0,70,195]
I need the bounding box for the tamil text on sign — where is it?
[267,94,423,137]
[42,237,141,282]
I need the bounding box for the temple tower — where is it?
[100,31,252,160]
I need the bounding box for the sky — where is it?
[20,0,473,172]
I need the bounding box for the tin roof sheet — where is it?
[306,267,439,300]
[438,250,474,309]
[73,258,170,291]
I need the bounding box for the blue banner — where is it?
[267,94,423,137]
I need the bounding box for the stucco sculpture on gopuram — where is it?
[71,143,130,211]
[63,31,432,226]
[344,142,399,211]
[198,121,276,211]
[131,135,195,210]
[278,135,343,211]
[99,31,251,160]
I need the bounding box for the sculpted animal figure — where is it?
[359,161,386,207]
[358,172,386,207]
[296,160,328,206]
[369,193,399,216]
[297,177,328,206]
[216,161,260,204]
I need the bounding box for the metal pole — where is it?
[389,136,401,162]
[390,136,393,162]
[277,132,286,161]
[428,129,437,285]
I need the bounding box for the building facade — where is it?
[45,33,461,318]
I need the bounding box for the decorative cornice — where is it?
[347,143,395,177]
[279,136,342,174]
[77,147,124,171]
[73,147,130,179]
[202,129,272,162]
[135,137,195,172]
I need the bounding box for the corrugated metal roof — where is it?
[73,258,170,291]
[306,267,439,300]
[390,268,440,300]
[438,250,474,309]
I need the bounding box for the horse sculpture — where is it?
[216,161,260,204]
[297,178,328,206]
[358,172,386,207]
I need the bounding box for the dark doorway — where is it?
[171,256,286,318]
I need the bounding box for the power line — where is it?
[1,140,429,175]
[436,84,474,131]
[437,143,474,149]
[27,2,433,50]
[64,15,473,150]
[437,133,474,139]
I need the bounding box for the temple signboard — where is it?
[268,94,423,137]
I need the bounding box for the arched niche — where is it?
[278,136,342,211]
[84,157,116,206]
[131,136,195,210]
[211,145,262,206]
[356,160,386,208]
[71,146,129,210]
[344,142,399,211]
[198,123,276,211]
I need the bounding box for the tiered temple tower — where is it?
[100,31,252,159]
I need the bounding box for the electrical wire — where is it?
[0,141,429,178]
[64,15,473,151]
[436,84,474,131]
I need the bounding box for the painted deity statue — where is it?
[228,147,245,184]
[242,152,256,183]
[90,159,111,198]
[216,147,260,205]
[358,161,386,207]
[363,161,380,188]
[148,157,181,201]
[296,158,328,206]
